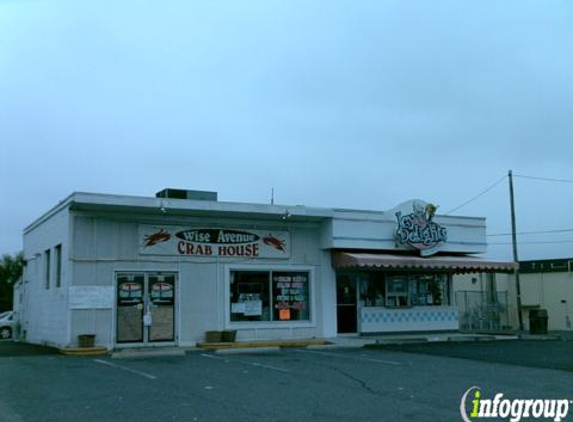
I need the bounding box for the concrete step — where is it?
[59,347,109,356]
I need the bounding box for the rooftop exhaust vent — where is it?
[155,189,218,201]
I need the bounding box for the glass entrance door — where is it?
[148,273,175,342]
[336,275,357,334]
[117,274,145,343]
[116,272,176,344]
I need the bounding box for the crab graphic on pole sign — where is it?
[394,200,448,256]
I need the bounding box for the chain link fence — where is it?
[456,290,511,331]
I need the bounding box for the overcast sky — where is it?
[1,0,572,261]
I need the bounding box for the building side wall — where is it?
[520,272,573,331]
[21,207,70,346]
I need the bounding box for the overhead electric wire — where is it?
[446,171,573,248]
[513,174,573,184]
[445,174,507,215]
[488,228,573,237]
[489,240,573,245]
[487,173,573,244]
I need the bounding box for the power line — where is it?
[488,228,573,237]
[489,240,573,245]
[513,174,573,184]
[445,175,507,215]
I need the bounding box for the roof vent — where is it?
[155,189,218,201]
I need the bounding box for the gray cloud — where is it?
[1,0,572,260]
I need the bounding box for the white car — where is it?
[0,311,15,339]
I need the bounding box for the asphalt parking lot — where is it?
[372,338,573,372]
[0,340,59,357]
[0,339,572,422]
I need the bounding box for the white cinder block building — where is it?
[17,189,516,349]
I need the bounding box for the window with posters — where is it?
[230,270,310,323]
[229,271,270,322]
[359,272,451,308]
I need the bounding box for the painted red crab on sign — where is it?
[263,233,287,252]
[144,229,172,247]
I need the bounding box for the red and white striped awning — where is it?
[332,252,518,274]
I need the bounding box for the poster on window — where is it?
[272,272,310,321]
[139,226,290,259]
[149,306,174,342]
[232,293,263,317]
[243,300,262,316]
[117,307,143,343]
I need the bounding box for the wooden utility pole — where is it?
[509,170,524,331]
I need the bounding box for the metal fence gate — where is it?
[456,291,510,331]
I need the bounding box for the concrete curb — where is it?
[197,339,329,351]
[307,344,363,350]
[493,335,520,341]
[214,347,281,355]
[518,334,564,341]
[359,334,522,348]
[59,333,556,357]
[111,348,186,359]
[361,334,560,349]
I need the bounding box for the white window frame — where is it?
[225,264,316,330]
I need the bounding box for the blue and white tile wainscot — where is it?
[360,307,459,333]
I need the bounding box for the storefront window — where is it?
[386,276,409,307]
[408,274,449,306]
[230,270,310,322]
[359,273,385,307]
[359,272,450,308]
[230,271,270,321]
[272,272,310,321]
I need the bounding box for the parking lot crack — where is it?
[325,364,382,396]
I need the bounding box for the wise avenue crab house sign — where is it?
[139,226,291,258]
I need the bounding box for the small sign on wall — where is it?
[69,286,114,309]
